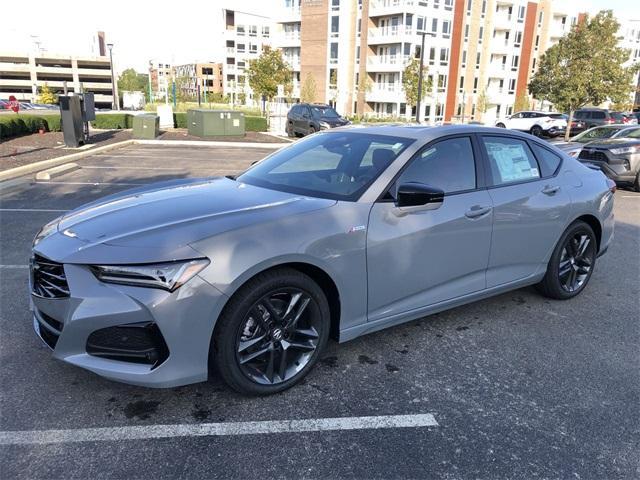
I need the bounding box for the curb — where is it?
[0,138,289,184]
[35,163,80,181]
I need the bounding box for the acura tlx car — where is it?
[31,125,615,395]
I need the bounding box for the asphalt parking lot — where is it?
[1,143,639,479]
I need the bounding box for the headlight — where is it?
[91,259,210,291]
[319,121,331,130]
[568,150,579,157]
[610,146,639,155]
[33,219,60,246]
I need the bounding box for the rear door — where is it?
[478,135,570,287]
[366,135,493,321]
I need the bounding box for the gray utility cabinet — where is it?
[132,114,159,139]
[187,110,245,137]
[59,96,84,147]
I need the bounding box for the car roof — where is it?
[327,124,539,141]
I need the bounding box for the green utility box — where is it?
[132,114,159,139]
[187,110,245,137]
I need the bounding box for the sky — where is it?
[1,0,637,74]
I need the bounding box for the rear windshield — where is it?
[611,112,625,122]
[548,114,565,119]
[571,126,622,143]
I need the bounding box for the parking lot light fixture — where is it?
[107,43,119,111]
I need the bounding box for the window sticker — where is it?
[486,143,539,182]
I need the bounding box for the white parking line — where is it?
[0,265,29,269]
[0,208,70,212]
[0,413,439,446]
[34,181,144,186]
[81,166,241,172]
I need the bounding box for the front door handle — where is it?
[542,185,560,195]
[465,205,492,219]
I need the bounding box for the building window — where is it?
[444,0,453,11]
[442,20,451,38]
[332,0,340,10]
[330,43,339,64]
[429,47,436,65]
[476,52,481,68]
[535,35,540,49]
[515,31,522,46]
[459,75,464,92]
[478,26,484,43]
[508,79,516,93]
[331,16,339,37]
[417,16,425,32]
[357,18,361,36]
[249,25,257,37]
[356,46,360,63]
[511,55,519,70]
[464,24,469,41]
[496,104,501,116]
[440,48,449,65]
[481,0,487,17]
[237,25,245,36]
[461,50,467,67]
[237,43,246,53]
[473,77,478,93]
[434,0,440,8]
[437,74,447,92]
[532,58,537,71]
[432,18,438,33]
[538,11,544,25]
[518,6,525,22]
[471,103,476,119]
[262,26,270,37]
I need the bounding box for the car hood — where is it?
[581,138,640,149]
[554,141,583,152]
[36,177,335,264]
[318,117,349,126]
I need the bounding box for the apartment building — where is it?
[275,0,589,123]
[222,9,274,104]
[619,19,640,108]
[148,60,174,101]
[0,52,115,108]
[174,63,224,98]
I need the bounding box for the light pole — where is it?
[107,43,119,110]
[416,32,435,123]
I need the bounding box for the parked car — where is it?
[621,113,638,125]
[31,125,615,395]
[495,111,567,137]
[577,136,640,191]
[555,125,640,157]
[286,103,350,137]
[573,109,626,130]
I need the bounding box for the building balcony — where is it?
[284,57,301,70]
[366,84,403,103]
[487,62,509,78]
[278,6,301,23]
[369,0,415,17]
[0,63,31,73]
[493,12,514,31]
[366,54,410,72]
[367,25,415,44]
[274,32,301,48]
[549,22,570,40]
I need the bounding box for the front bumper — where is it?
[578,152,639,184]
[30,261,228,388]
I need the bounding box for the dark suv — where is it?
[286,103,349,137]
[573,109,626,131]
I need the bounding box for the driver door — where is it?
[366,135,493,322]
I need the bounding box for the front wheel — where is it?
[496,123,506,128]
[213,268,330,395]
[536,221,597,300]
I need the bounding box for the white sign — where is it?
[157,104,174,129]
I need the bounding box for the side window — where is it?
[530,143,562,177]
[396,137,476,194]
[626,128,640,138]
[574,111,585,119]
[511,112,523,119]
[481,136,541,185]
[592,111,606,120]
[305,107,312,118]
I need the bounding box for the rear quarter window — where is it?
[530,143,562,177]
[592,112,606,120]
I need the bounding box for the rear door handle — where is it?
[542,185,560,195]
[465,205,492,219]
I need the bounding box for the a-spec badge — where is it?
[348,225,366,233]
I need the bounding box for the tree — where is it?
[329,70,338,105]
[529,10,639,140]
[514,91,531,112]
[38,83,57,104]
[170,75,192,103]
[118,68,148,93]
[247,46,293,104]
[300,73,318,103]
[402,57,432,116]
[476,90,489,117]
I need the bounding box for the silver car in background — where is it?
[31,126,615,395]
[556,124,640,157]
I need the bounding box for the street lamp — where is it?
[416,31,436,124]
[107,43,119,111]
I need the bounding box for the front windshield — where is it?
[237,132,414,201]
[572,126,622,143]
[311,106,339,118]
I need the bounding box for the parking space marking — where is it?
[0,413,439,446]
[34,181,144,187]
[0,265,29,269]
[0,208,70,213]
[81,166,241,172]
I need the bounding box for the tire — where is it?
[496,123,506,128]
[308,126,317,135]
[212,268,330,395]
[634,172,640,192]
[530,125,543,137]
[536,221,597,300]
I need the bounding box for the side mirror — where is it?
[396,182,444,208]
[303,113,310,119]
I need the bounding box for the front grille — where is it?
[31,254,69,299]
[578,150,608,162]
[86,322,169,368]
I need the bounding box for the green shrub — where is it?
[91,113,133,129]
[173,112,187,128]
[245,116,267,132]
[0,114,62,139]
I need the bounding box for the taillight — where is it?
[606,178,616,193]
[604,118,615,124]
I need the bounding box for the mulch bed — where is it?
[157,130,290,143]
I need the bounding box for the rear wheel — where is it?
[536,221,597,300]
[530,125,543,137]
[496,123,506,128]
[286,122,295,138]
[213,268,330,395]
[308,126,317,135]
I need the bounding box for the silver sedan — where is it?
[30,125,615,395]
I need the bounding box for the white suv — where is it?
[495,111,567,137]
